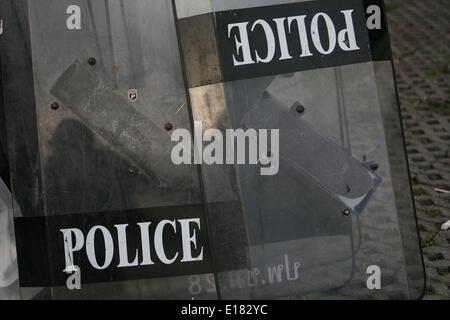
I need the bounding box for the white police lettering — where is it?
[228,9,360,66]
[60,218,204,271]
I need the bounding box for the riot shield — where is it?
[0,0,425,299]
[173,0,425,299]
[1,0,219,300]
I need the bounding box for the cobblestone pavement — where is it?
[386,0,450,300]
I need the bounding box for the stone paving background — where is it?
[385,0,450,300]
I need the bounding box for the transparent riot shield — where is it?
[1,0,219,299]
[0,0,425,300]
[173,0,425,299]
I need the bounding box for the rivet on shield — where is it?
[88,57,96,66]
[50,102,59,110]
[343,209,351,216]
[165,123,173,131]
[293,102,305,115]
[370,162,379,171]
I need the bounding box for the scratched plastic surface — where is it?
[21,0,216,300]
[175,0,425,300]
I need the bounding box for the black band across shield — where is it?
[178,0,392,88]
[14,205,213,287]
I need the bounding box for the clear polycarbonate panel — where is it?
[372,61,425,300]
[29,0,200,211]
[174,0,425,299]
[2,0,217,299]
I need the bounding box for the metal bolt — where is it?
[370,162,379,171]
[88,57,97,66]
[50,102,59,110]
[296,104,305,115]
[165,123,173,131]
[343,209,351,216]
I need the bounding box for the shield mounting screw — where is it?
[296,103,305,115]
[88,58,97,66]
[165,123,173,131]
[370,162,379,171]
[50,102,59,110]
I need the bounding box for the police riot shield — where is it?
[0,0,425,299]
[1,0,219,300]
